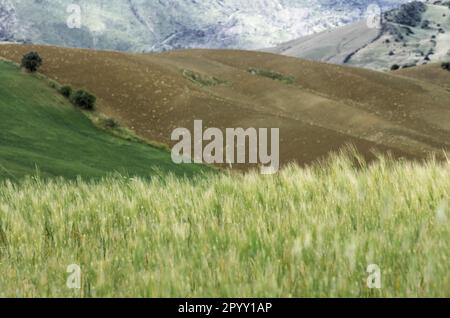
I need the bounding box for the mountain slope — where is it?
[0,60,203,179]
[0,0,16,41]
[0,0,410,51]
[266,20,381,64]
[268,1,450,70]
[1,44,448,170]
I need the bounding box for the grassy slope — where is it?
[0,61,203,179]
[0,154,448,297]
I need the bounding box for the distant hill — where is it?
[1,44,448,171]
[266,20,381,64]
[0,60,203,179]
[0,0,409,51]
[267,1,450,70]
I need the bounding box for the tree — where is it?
[390,64,400,71]
[441,62,450,71]
[71,90,96,110]
[21,52,43,73]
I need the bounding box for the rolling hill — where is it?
[396,61,450,87]
[0,44,449,171]
[268,1,450,70]
[0,60,203,179]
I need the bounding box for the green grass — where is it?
[0,153,448,297]
[0,61,204,180]
[182,69,229,87]
[248,68,295,85]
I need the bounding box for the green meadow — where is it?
[0,61,203,180]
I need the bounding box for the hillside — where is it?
[268,1,450,70]
[0,60,203,179]
[1,44,449,170]
[0,0,409,51]
[396,61,450,87]
[266,20,381,64]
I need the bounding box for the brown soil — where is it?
[1,44,449,170]
[396,63,450,89]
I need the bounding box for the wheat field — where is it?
[0,153,449,297]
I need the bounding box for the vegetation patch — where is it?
[71,89,97,111]
[0,154,449,297]
[182,69,228,87]
[21,51,42,73]
[384,1,427,27]
[248,68,295,85]
[59,85,73,98]
[0,61,204,180]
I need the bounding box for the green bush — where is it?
[71,89,96,110]
[59,85,72,98]
[441,62,450,71]
[48,80,59,89]
[182,69,228,87]
[248,68,295,84]
[390,64,400,71]
[101,117,120,129]
[21,52,43,73]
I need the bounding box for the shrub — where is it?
[71,90,96,110]
[391,64,400,71]
[248,68,295,85]
[384,1,427,27]
[421,20,430,29]
[182,69,228,87]
[442,62,450,71]
[48,80,58,89]
[101,117,119,129]
[59,85,72,98]
[21,52,43,73]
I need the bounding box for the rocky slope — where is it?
[0,0,409,51]
[0,0,16,41]
[268,1,450,70]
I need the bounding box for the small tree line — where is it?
[21,51,96,111]
[390,61,450,72]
